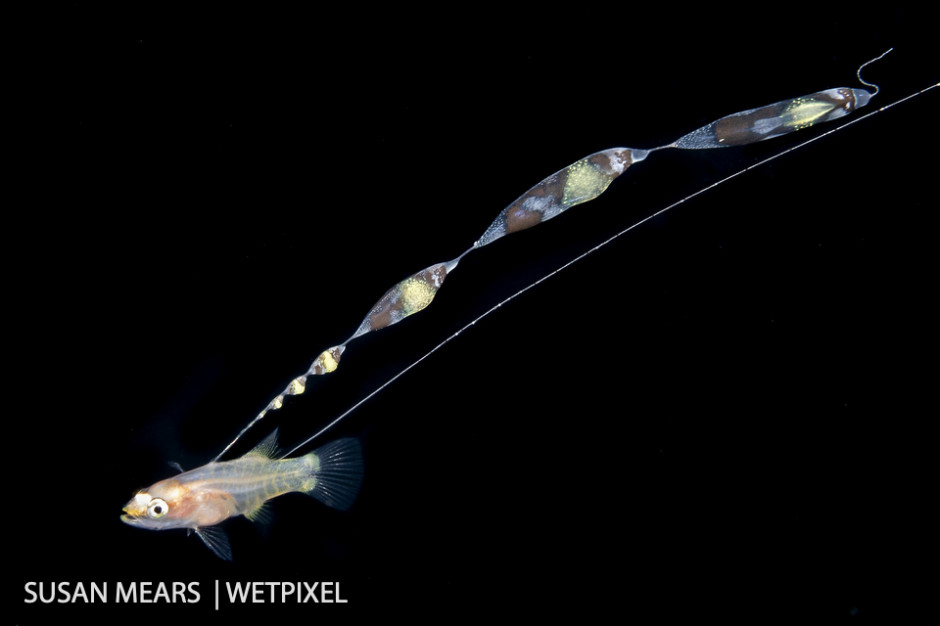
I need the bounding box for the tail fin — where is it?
[305,438,364,511]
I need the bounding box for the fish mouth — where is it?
[121,510,149,527]
[121,508,174,530]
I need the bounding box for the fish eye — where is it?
[147,498,169,519]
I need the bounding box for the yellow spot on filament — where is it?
[399,277,436,316]
[288,377,306,395]
[563,159,614,207]
[318,349,339,373]
[782,97,834,131]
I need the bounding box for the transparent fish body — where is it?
[121,432,362,559]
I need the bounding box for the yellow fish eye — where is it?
[147,498,169,519]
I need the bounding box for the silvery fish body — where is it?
[121,431,362,559]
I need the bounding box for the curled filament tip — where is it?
[857,47,893,97]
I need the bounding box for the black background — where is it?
[10,4,936,623]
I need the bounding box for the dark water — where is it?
[10,6,935,623]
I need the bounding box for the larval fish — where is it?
[120,430,362,560]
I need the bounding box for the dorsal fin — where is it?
[242,429,280,460]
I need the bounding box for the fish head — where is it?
[120,477,197,531]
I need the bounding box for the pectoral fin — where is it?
[194,526,233,561]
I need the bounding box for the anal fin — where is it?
[244,502,272,525]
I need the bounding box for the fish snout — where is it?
[123,492,152,518]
